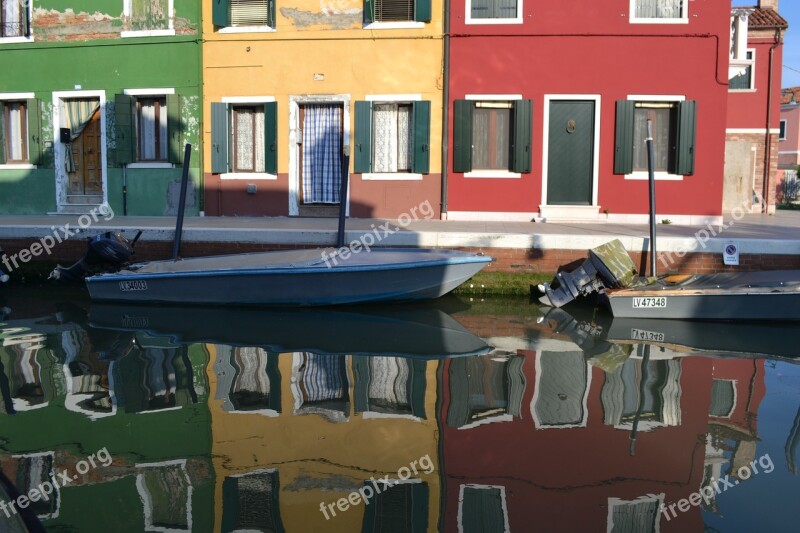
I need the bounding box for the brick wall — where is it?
[3,238,799,277]
[726,132,780,212]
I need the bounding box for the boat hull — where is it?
[86,248,491,306]
[605,269,800,321]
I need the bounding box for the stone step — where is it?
[66,195,104,205]
[52,205,105,216]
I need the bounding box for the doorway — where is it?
[67,106,103,196]
[545,100,596,205]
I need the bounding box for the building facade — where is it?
[202,0,444,218]
[778,86,800,202]
[725,0,787,214]
[0,0,202,216]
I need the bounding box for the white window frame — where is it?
[218,0,276,34]
[220,96,277,180]
[363,0,425,30]
[136,460,193,532]
[709,378,737,419]
[607,494,664,533]
[362,94,423,181]
[729,48,756,92]
[457,484,510,533]
[464,94,522,179]
[780,119,787,141]
[0,0,34,43]
[625,94,686,181]
[531,349,592,429]
[465,0,523,25]
[629,0,688,25]
[0,91,35,169]
[123,88,175,169]
[121,0,176,38]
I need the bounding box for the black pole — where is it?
[646,120,658,277]
[629,344,651,456]
[172,143,192,260]
[336,148,351,249]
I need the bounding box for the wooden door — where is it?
[546,101,595,205]
[68,108,103,195]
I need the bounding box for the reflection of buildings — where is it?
[439,338,769,532]
[208,346,440,532]
[0,321,213,530]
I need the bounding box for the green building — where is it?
[0,0,202,216]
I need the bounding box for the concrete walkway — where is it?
[1,211,799,254]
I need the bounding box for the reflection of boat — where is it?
[537,239,800,321]
[88,303,492,359]
[537,303,800,361]
[85,248,492,306]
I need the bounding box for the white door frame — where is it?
[540,95,601,213]
[52,90,108,209]
[288,95,350,216]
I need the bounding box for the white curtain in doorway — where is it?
[302,105,342,204]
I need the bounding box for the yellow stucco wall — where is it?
[202,0,444,175]
[206,345,442,531]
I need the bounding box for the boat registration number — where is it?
[119,280,148,292]
[632,296,667,309]
[631,328,665,342]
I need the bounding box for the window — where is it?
[532,351,589,428]
[780,119,787,141]
[362,482,429,533]
[122,0,175,36]
[0,97,41,166]
[468,0,521,23]
[136,461,192,531]
[210,100,277,177]
[630,0,687,23]
[222,470,284,533]
[601,358,682,430]
[213,0,275,30]
[0,0,31,39]
[364,0,431,25]
[614,98,697,178]
[607,496,663,533]
[458,485,509,533]
[115,92,182,166]
[354,99,430,177]
[453,98,532,175]
[730,50,755,91]
[447,355,526,429]
[353,356,426,418]
[291,352,350,422]
[709,379,736,417]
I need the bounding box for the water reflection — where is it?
[0,294,798,531]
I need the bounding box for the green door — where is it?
[546,101,595,205]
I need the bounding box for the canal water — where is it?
[1,286,799,532]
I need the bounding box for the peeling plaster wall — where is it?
[279,7,361,30]
[32,6,197,42]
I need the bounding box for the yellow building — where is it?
[202,0,444,219]
[206,345,441,531]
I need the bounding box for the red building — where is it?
[445,0,784,223]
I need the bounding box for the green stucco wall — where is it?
[0,1,201,216]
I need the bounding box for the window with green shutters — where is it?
[210,101,278,175]
[115,93,183,165]
[354,100,430,175]
[614,99,697,177]
[452,99,532,174]
[0,98,41,165]
[213,0,276,29]
[364,0,431,24]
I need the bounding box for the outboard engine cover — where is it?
[50,231,141,282]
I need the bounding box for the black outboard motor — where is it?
[50,230,142,282]
[0,246,9,283]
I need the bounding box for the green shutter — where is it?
[354,101,372,173]
[352,356,370,414]
[674,100,697,176]
[0,101,5,164]
[266,354,282,412]
[614,100,635,175]
[167,94,183,165]
[364,0,374,24]
[410,360,427,419]
[264,101,277,174]
[415,0,432,22]
[512,99,532,173]
[412,100,431,174]
[211,102,229,174]
[269,0,276,27]
[26,99,42,166]
[212,0,230,27]
[114,94,135,165]
[453,100,473,173]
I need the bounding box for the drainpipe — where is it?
[440,0,450,219]
[763,28,781,213]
